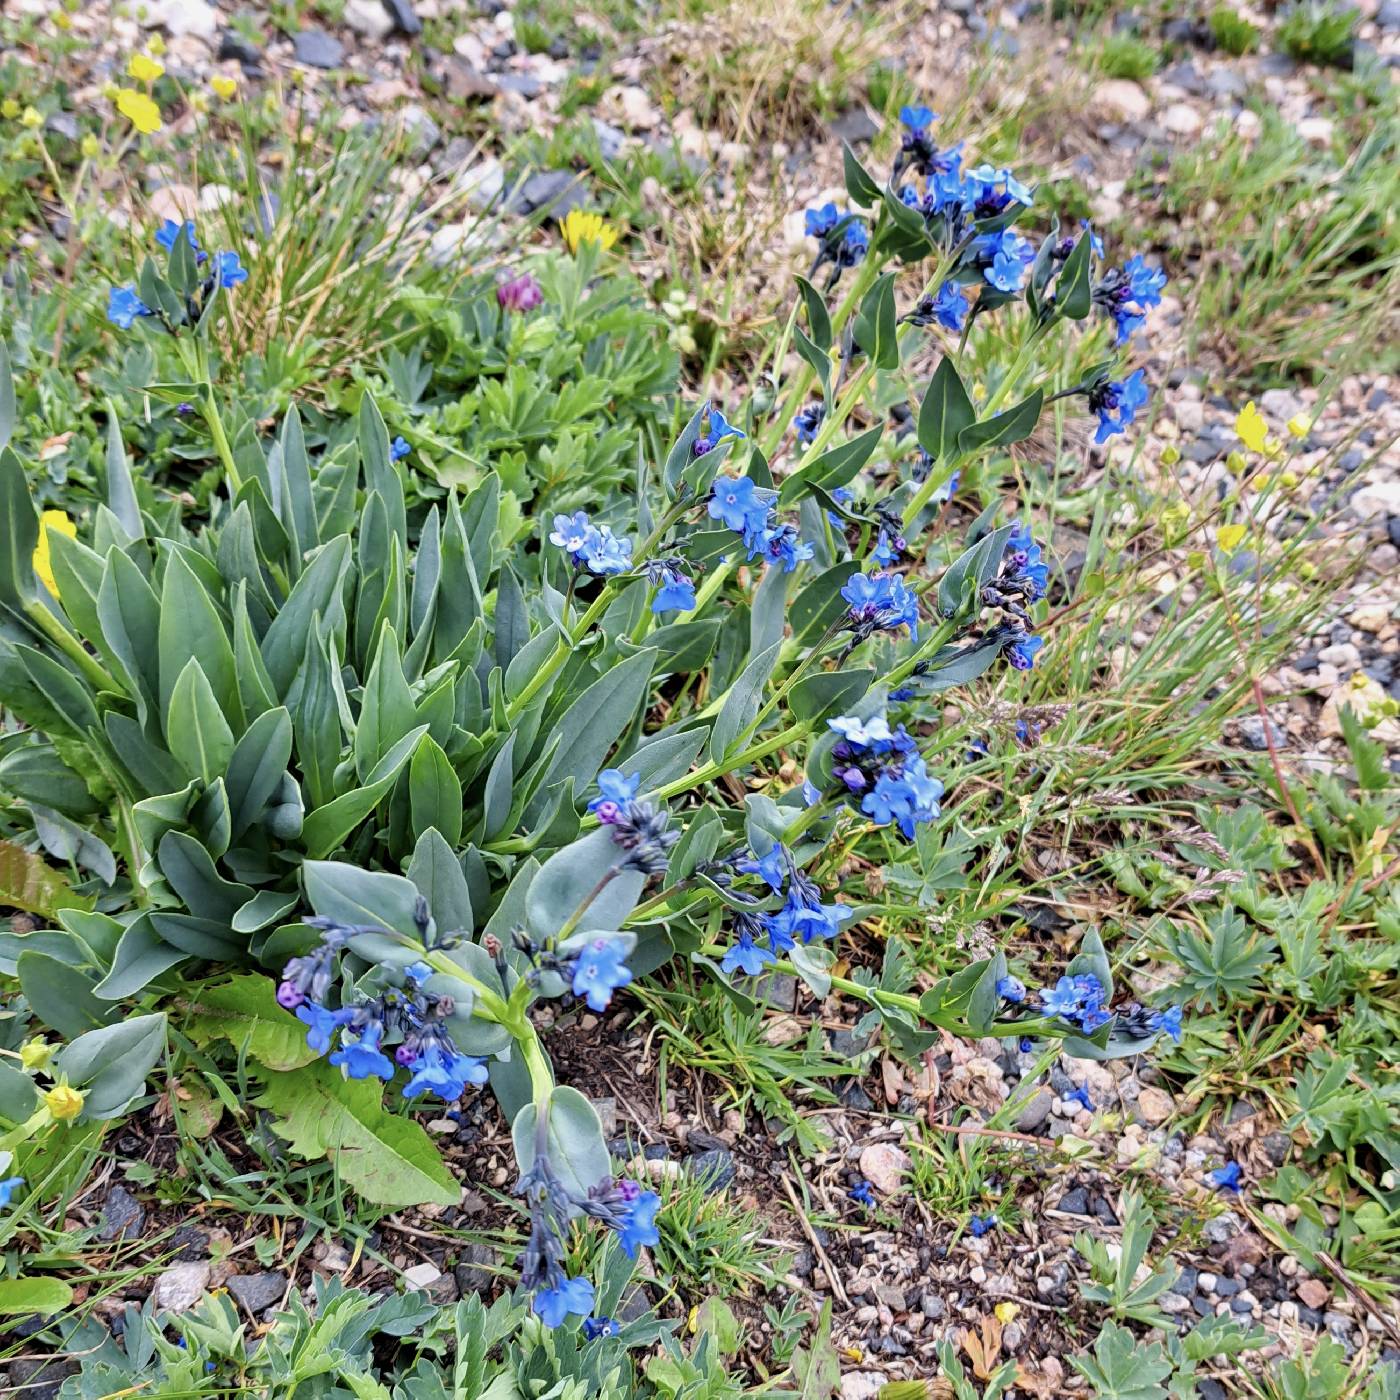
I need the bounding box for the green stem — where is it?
[652,721,806,804]
[554,864,621,944]
[22,601,117,693]
[202,384,243,498]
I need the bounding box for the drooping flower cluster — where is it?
[708,474,814,574]
[904,280,971,334]
[107,219,248,331]
[1086,368,1150,443]
[592,769,680,877]
[716,842,853,976]
[1039,972,1113,1034]
[549,511,634,576]
[841,571,920,644]
[804,202,870,290]
[996,967,1185,1048]
[693,405,746,458]
[826,713,944,839]
[518,1143,661,1328]
[281,928,490,1103]
[1093,254,1167,344]
[980,522,1048,672]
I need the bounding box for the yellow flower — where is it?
[1160,444,1180,466]
[559,209,619,253]
[80,133,101,159]
[1287,413,1310,439]
[148,33,166,56]
[2,99,19,120]
[44,1083,85,1121]
[115,87,162,135]
[128,53,165,83]
[1226,450,1246,476]
[1281,470,1299,489]
[55,9,71,26]
[21,106,43,129]
[19,1038,53,1072]
[1235,400,1268,453]
[210,74,238,100]
[32,510,76,597]
[1216,524,1246,554]
[995,1301,1021,1325]
[189,91,209,114]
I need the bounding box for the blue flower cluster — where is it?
[708,474,814,574]
[107,219,248,329]
[588,770,680,878]
[794,402,826,445]
[1094,254,1168,344]
[281,950,489,1102]
[549,510,634,577]
[826,712,944,839]
[804,202,870,289]
[841,571,920,642]
[693,406,746,457]
[904,280,971,333]
[718,842,853,977]
[390,435,411,462]
[1087,368,1150,443]
[1039,973,1112,1033]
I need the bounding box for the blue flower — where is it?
[1149,1005,1183,1044]
[402,1044,487,1100]
[707,408,746,444]
[1208,1161,1242,1193]
[1089,368,1150,443]
[583,525,633,575]
[616,1189,661,1258]
[1081,220,1105,258]
[404,960,433,984]
[1066,1084,1093,1112]
[588,769,642,815]
[156,219,200,252]
[860,754,943,839]
[840,219,869,265]
[652,566,696,613]
[900,104,937,133]
[0,1177,25,1209]
[842,571,920,640]
[1018,1036,1034,1053]
[1006,521,1049,602]
[965,163,1034,211]
[572,938,633,1013]
[329,1024,395,1080]
[721,930,774,977]
[828,714,894,750]
[872,530,900,567]
[1039,976,1085,1020]
[969,1212,997,1237]
[1124,254,1166,308]
[1004,632,1044,671]
[849,1179,877,1208]
[708,475,767,534]
[533,1275,595,1328]
[107,284,152,329]
[805,202,840,238]
[794,403,825,444]
[213,250,248,288]
[740,845,787,891]
[297,1002,356,1055]
[390,436,410,461]
[583,1316,620,1340]
[997,976,1026,1003]
[748,521,813,573]
[770,895,852,946]
[930,280,969,332]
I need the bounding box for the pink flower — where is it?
[497,272,543,312]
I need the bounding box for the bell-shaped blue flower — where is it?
[533,1275,595,1328]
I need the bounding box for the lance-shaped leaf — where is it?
[917,358,976,464]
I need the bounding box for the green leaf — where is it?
[917,358,976,464]
[96,546,161,723]
[512,1086,609,1210]
[937,524,1014,620]
[1057,231,1094,320]
[56,1012,167,1119]
[262,535,352,696]
[409,735,464,847]
[841,142,883,208]
[0,445,38,610]
[158,831,254,922]
[300,725,426,858]
[0,341,14,454]
[709,640,782,762]
[166,658,236,784]
[225,706,294,840]
[17,952,112,1037]
[851,272,900,370]
[158,551,237,721]
[182,973,320,1071]
[94,915,187,999]
[789,669,873,724]
[777,425,884,508]
[406,828,474,935]
[795,275,832,351]
[479,733,516,842]
[526,827,644,939]
[104,406,141,539]
[256,1060,458,1207]
[358,392,407,549]
[957,389,1044,456]
[355,624,417,782]
[0,1278,73,1317]
[1070,1322,1172,1400]
[664,402,708,496]
[0,840,91,918]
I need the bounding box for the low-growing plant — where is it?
[1277,0,1360,68]
[0,106,1187,1332]
[1208,5,1261,56]
[1096,33,1160,82]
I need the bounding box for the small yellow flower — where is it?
[54,11,72,29]
[2,99,20,120]
[20,106,43,129]
[1160,444,1180,466]
[1299,560,1318,580]
[210,74,238,100]
[44,1083,85,1121]
[1226,450,1247,476]
[559,209,619,253]
[128,53,165,83]
[32,510,76,597]
[80,132,101,159]
[995,1301,1021,1325]
[19,1038,53,1072]
[115,87,162,135]
[1287,413,1310,439]
[189,90,209,114]
[1281,470,1299,489]
[1216,524,1247,554]
[148,32,166,56]
[1235,400,1268,454]
[1255,472,1271,490]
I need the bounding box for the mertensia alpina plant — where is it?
[0,106,1180,1328]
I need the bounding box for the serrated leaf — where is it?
[255,1060,458,1207]
[182,972,320,1071]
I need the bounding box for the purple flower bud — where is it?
[498,272,543,312]
[277,981,304,1010]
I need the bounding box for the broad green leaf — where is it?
[1057,231,1094,320]
[300,724,426,858]
[261,535,352,696]
[17,952,112,1037]
[225,706,294,840]
[957,389,1044,456]
[512,1086,610,1210]
[789,669,873,724]
[851,271,899,370]
[354,624,416,782]
[841,142,882,208]
[0,445,38,609]
[256,1060,458,1207]
[94,915,188,999]
[525,827,644,939]
[709,640,782,762]
[0,1278,73,1317]
[158,831,254,922]
[777,425,883,508]
[303,859,426,940]
[56,1012,167,1119]
[104,407,142,538]
[166,658,235,784]
[158,551,237,721]
[409,735,464,847]
[182,973,320,1071]
[406,828,474,935]
[917,358,976,463]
